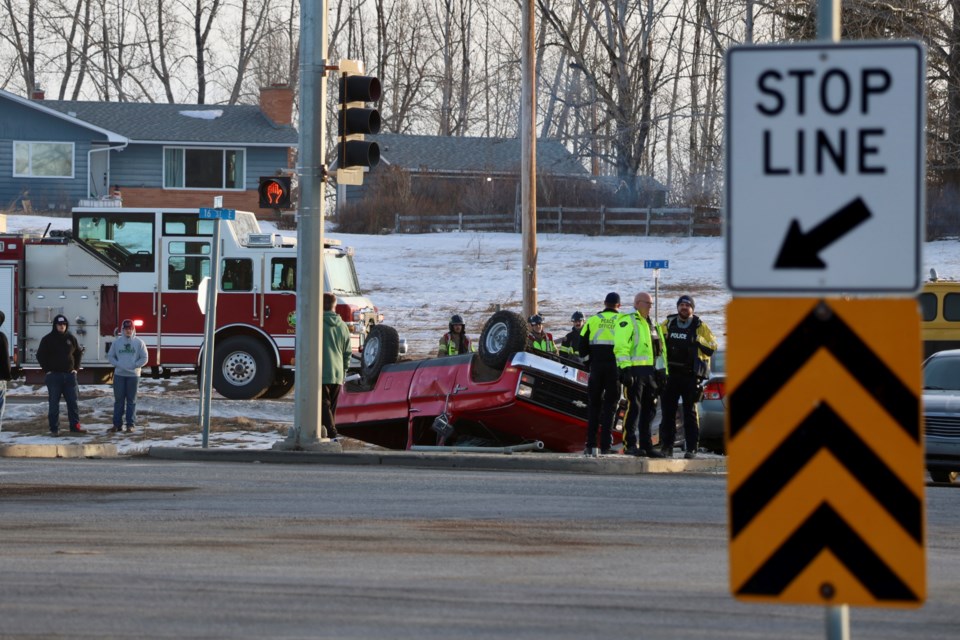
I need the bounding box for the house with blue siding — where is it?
[0,86,297,215]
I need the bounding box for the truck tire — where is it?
[213,336,275,399]
[479,310,528,369]
[361,324,400,385]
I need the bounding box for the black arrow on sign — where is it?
[729,301,918,442]
[774,197,872,269]
[730,403,921,542]
[736,503,918,601]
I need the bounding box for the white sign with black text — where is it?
[726,41,925,294]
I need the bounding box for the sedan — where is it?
[697,349,726,450]
[923,349,960,483]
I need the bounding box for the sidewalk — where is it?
[147,445,727,475]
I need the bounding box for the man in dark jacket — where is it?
[0,310,10,431]
[36,314,85,435]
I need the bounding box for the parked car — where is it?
[696,349,726,451]
[923,349,960,483]
[336,310,632,453]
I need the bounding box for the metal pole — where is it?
[521,0,537,319]
[818,3,848,637]
[826,604,849,640]
[200,219,221,448]
[276,0,329,450]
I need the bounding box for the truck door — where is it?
[0,264,16,363]
[160,236,211,365]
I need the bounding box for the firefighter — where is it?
[659,294,718,458]
[578,293,621,455]
[36,314,85,436]
[527,314,557,354]
[557,311,585,359]
[614,292,667,457]
[438,314,472,356]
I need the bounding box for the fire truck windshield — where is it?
[324,251,362,296]
[74,213,155,272]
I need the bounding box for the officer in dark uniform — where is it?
[659,295,718,458]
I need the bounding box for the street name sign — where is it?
[725,42,925,294]
[727,298,924,607]
[199,207,236,220]
[644,260,669,269]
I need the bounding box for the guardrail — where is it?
[394,206,720,236]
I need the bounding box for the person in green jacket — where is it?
[322,293,352,440]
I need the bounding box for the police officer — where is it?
[557,311,585,360]
[527,314,557,354]
[438,314,472,356]
[614,292,667,457]
[578,293,621,455]
[659,294,717,458]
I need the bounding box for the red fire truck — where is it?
[0,206,387,399]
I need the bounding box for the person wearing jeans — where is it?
[36,314,84,436]
[107,319,149,433]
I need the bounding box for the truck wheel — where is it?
[361,324,400,384]
[479,310,528,369]
[213,336,275,399]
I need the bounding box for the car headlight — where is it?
[517,373,535,398]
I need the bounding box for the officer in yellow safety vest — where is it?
[578,293,622,456]
[614,291,668,457]
[527,314,558,354]
[438,314,473,357]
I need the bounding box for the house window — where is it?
[13,141,74,178]
[163,147,245,190]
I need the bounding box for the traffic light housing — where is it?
[338,59,381,185]
[258,176,292,209]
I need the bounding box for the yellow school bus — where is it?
[919,277,960,358]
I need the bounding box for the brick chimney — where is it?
[30,87,45,100]
[259,84,293,126]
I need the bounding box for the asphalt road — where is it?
[0,459,958,639]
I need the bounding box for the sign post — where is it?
[197,206,235,447]
[644,259,669,320]
[724,33,927,640]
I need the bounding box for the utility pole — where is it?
[521,0,537,319]
[274,0,336,451]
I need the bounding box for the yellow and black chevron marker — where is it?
[727,298,925,608]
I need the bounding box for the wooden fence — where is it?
[394,206,721,236]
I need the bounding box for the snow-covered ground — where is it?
[1,212,956,453]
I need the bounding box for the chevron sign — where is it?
[727,298,925,607]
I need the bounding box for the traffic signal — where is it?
[258,176,292,209]
[338,59,381,185]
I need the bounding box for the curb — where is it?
[0,443,119,459]
[147,446,727,475]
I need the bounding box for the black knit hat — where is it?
[604,292,620,306]
[677,295,695,309]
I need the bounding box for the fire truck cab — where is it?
[0,206,384,400]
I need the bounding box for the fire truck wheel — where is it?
[479,310,527,369]
[361,324,400,385]
[213,336,275,399]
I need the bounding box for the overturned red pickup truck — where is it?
[335,311,626,452]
